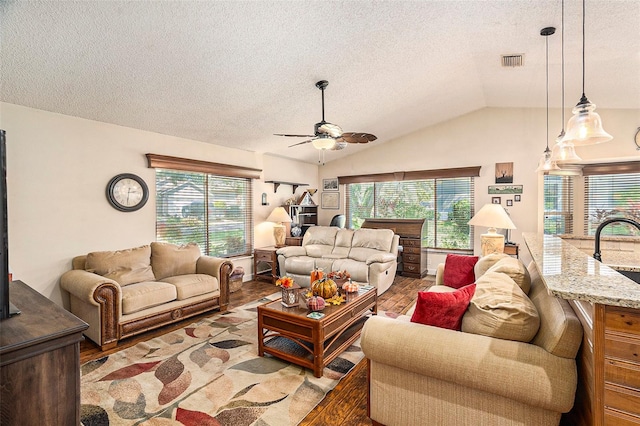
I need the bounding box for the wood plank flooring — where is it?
[79,274,434,425]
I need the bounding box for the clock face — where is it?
[106,174,149,212]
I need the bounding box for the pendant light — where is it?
[562,0,612,145]
[536,26,560,173]
[551,0,582,165]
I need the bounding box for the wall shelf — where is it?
[265,180,308,193]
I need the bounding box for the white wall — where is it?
[0,103,317,306]
[318,107,639,270]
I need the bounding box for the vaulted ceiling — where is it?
[1,1,639,164]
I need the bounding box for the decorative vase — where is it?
[281,286,298,308]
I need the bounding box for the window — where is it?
[147,154,261,258]
[543,175,574,235]
[346,177,474,250]
[155,169,253,257]
[584,171,640,236]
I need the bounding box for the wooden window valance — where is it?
[581,161,640,176]
[146,154,262,179]
[338,166,481,185]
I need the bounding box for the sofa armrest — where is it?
[365,252,397,265]
[196,256,233,309]
[435,263,445,285]
[60,269,121,306]
[361,316,577,413]
[276,246,307,257]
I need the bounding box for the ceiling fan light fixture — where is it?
[312,135,336,150]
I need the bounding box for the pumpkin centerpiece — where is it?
[306,296,326,312]
[311,276,338,299]
[342,279,359,293]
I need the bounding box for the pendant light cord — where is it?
[546,33,550,151]
[581,0,586,97]
[561,0,565,128]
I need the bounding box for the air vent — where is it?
[501,54,524,67]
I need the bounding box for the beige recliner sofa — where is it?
[61,242,232,350]
[276,226,399,295]
[361,255,583,426]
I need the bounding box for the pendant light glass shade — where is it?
[563,0,612,146]
[562,96,612,145]
[551,140,582,163]
[536,147,560,172]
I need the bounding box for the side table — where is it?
[254,246,279,284]
[504,243,519,258]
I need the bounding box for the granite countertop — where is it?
[523,232,640,309]
[558,233,640,242]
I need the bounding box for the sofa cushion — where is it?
[443,254,478,289]
[160,274,219,300]
[121,281,177,314]
[285,256,317,276]
[331,258,369,282]
[151,242,200,280]
[410,284,476,331]
[331,229,354,257]
[85,245,155,286]
[486,256,532,294]
[474,253,511,278]
[462,271,540,342]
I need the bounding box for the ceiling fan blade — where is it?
[340,132,378,144]
[274,133,315,138]
[288,139,315,148]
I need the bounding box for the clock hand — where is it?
[127,188,131,204]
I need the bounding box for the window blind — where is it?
[584,172,640,236]
[155,169,253,257]
[346,177,474,250]
[543,175,574,235]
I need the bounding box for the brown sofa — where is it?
[60,242,232,350]
[361,254,583,426]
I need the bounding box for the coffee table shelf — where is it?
[257,288,377,377]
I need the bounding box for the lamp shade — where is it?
[469,204,516,256]
[562,100,612,146]
[312,135,336,150]
[266,207,292,224]
[468,204,516,231]
[550,140,582,163]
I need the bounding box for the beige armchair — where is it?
[61,242,232,350]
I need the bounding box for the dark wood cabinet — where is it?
[362,218,427,278]
[0,280,88,425]
[254,247,279,284]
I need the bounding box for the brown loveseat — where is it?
[361,254,583,426]
[60,242,232,350]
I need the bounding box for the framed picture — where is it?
[506,199,513,207]
[491,196,501,204]
[488,184,523,195]
[495,162,514,184]
[321,192,340,209]
[514,195,521,202]
[322,178,339,191]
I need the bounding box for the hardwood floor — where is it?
[79,274,434,425]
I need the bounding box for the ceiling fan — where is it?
[275,80,377,151]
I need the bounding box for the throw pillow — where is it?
[462,271,540,342]
[151,242,201,280]
[443,254,479,289]
[410,284,476,331]
[485,257,532,294]
[473,253,510,278]
[86,245,155,286]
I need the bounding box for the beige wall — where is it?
[0,103,317,305]
[0,102,636,304]
[318,107,639,271]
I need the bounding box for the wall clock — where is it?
[106,173,149,212]
[635,127,640,150]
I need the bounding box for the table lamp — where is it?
[266,206,292,248]
[468,204,516,256]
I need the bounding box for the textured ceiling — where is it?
[1,0,639,164]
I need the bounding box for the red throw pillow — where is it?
[443,254,479,289]
[410,284,476,330]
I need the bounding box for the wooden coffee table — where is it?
[257,287,377,377]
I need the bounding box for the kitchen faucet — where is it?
[593,217,640,261]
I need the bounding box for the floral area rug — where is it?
[80,294,370,426]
